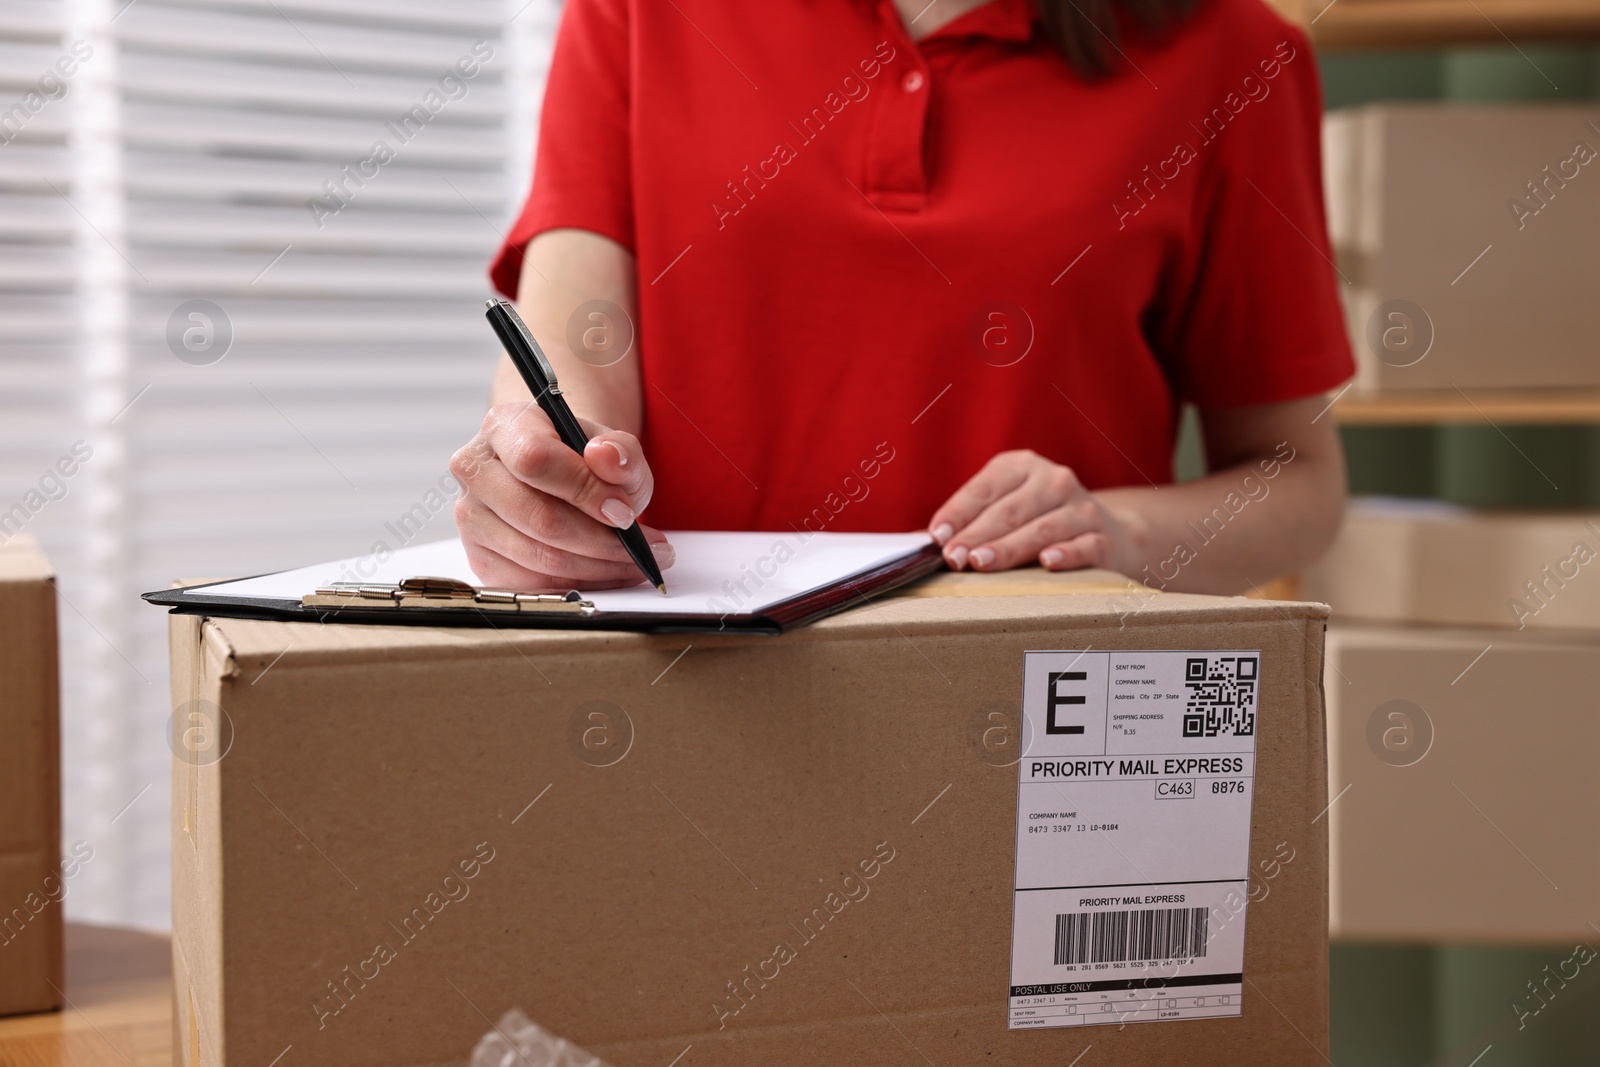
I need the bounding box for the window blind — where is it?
[0,0,557,928]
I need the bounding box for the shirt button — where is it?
[901,70,925,93]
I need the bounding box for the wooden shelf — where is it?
[1332,389,1600,425]
[0,924,171,1067]
[1270,0,1600,48]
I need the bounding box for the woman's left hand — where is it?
[928,450,1142,574]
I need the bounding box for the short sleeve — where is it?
[489,0,634,299]
[1159,26,1354,409]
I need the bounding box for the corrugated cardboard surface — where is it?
[1323,104,1600,391]
[1304,501,1600,631]
[0,535,63,1016]
[1326,622,1600,942]
[169,569,1331,1066]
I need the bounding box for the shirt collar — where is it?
[862,0,1037,45]
[926,0,1036,43]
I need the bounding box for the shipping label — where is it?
[1009,650,1261,1030]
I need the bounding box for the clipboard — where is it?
[142,532,945,635]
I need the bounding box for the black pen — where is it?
[484,298,667,594]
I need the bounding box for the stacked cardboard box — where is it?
[167,568,1332,1066]
[1322,104,1600,391]
[1311,500,1600,941]
[1323,623,1600,942]
[0,535,63,1016]
[1304,497,1600,631]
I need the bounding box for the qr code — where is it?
[1182,656,1258,737]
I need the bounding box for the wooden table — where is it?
[0,924,171,1067]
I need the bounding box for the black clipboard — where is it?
[142,541,945,635]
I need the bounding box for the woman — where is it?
[452,0,1352,593]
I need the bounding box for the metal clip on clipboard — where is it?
[302,576,597,616]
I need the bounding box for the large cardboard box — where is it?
[1322,104,1600,391]
[1303,498,1600,632]
[0,535,63,1016]
[168,569,1331,1066]
[1326,622,1600,943]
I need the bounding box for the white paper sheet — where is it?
[191,530,934,617]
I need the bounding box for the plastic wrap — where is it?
[468,1009,611,1067]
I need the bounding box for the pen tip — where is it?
[656,583,668,595]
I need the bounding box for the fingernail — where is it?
[947,546,969,569]
[600,498,635,528]
[971,546,996,569]
[650,540,675,567]
[1041,548,1063,568]
[932,523,953,545]
[590,440,628,466]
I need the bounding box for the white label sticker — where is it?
[1009,650,1260,1030]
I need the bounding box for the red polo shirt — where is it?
[491,0,1353,534]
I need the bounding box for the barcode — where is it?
[1183,655,1257,738]
[1053,906,1210,965]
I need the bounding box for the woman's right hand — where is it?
[450,401,673,591]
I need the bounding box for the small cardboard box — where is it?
[1322,104,1600,391]
[168,569,1331,1066]
[0,534,63,1016]
[1303,498,1600,632]
[1326,621,1600,943]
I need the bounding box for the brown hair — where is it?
[1038,0,1203,78]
